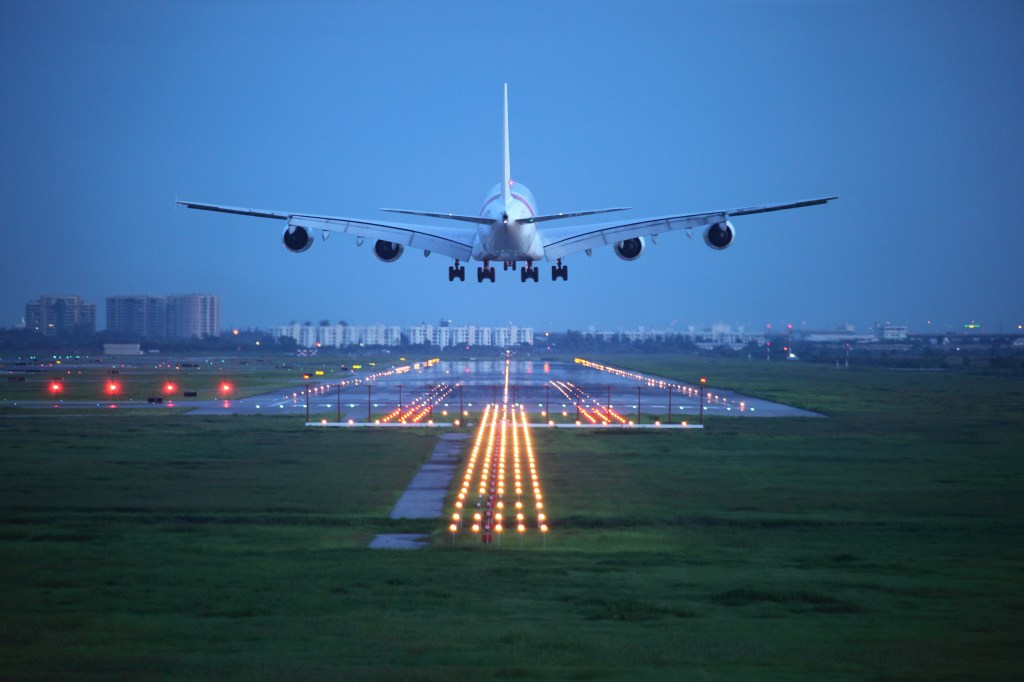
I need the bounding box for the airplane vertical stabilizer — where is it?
[503,83,512,206]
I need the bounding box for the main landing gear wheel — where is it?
[448,265,466,282]
[551,264,569,281]
[520,266,539,283]
[476,266,496,283]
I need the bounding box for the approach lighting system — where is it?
[106,381,121,395]
[219,382,233,395]
[163,382,177,395]
[48,381,63,395]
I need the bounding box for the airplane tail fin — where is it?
[502,83,512,206]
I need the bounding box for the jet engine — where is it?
[373,240,405,262]
[703,221,735,250]
[282,225,314,253]
[614,236,645,261]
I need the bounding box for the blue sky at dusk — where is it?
[2,0,1022,334]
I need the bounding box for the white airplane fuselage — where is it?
[472,183,544,262]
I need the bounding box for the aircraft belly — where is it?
[472,224,543,261]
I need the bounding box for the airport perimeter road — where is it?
[183,358,820,420]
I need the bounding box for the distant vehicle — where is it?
[179,85,836,283]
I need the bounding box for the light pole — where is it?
[367,384,372,423]
[337,383,341,423]
[667,385,672,423]
[699,377,707,426]
[305,383,310,423]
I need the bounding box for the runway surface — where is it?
[5,358,821,420]
[190,358,821,420]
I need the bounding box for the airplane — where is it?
[178,84,836,283]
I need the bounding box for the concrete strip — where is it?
[388,432,468,519]
[368,534,430,550]
[370,433,469,550]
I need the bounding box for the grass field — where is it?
[1,358,1022,680]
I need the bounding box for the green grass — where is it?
[1,359,1022,680]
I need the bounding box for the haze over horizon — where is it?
[2,1,1022,335]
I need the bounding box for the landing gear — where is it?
[520,261,539,283]
[476,260,496,283]
[448,260,466,282]
[551,259,569,281]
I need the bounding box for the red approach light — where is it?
[163,382,177,394]
[49,381,63,394]
[106,381,121,395]
[220,382,233,394]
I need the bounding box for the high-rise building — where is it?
[106,296,168,338]
[106,294,219,339]
[167,294,220,339]
[25,295,96,336]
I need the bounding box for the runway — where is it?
[4,357,820,420]
[191,357,821,421]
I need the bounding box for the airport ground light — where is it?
[446,360,551,548]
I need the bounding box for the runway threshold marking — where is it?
[548,380,629,425]
[379,382,456,424]
[448,358,549,546]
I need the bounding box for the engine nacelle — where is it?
[703,221,735,250]
[282,225,314,253]
[373,240,405,263]
[614,236,645,261]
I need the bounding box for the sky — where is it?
[2,0,1022,334]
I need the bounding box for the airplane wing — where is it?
[541,196,838,261]
[519,207,631,224]
[177,201,475,261]
[378,208,493,224]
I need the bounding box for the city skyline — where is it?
[12,289,1016,338]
